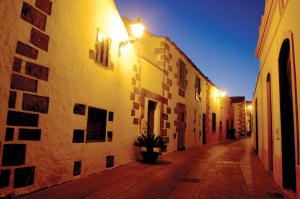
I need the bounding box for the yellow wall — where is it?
[253,0,300,193]
[0,0,139,196]
[0,1,234,197]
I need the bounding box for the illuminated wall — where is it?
[253,0,300,194]
[0,0,237,197]
[123,18,233,151]
[0,0,139,196]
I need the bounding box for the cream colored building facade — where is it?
[252,0,300,195]
[0,0,235,197]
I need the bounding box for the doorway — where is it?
[147,100,157,136]
[202,113,206,144]
[266,74,273,172]
[226,119,229,139]
[255,99,259,154]
[279,39,296,191]
[177,104,186,150]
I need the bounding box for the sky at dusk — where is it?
[115,0,265,100]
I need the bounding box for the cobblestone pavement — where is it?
[22,138,286,199]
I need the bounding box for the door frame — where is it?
[177,103,186,151]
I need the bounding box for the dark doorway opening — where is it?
[177,104,186,150]
[279,39,296,191]
[266,73,273,172]
[202,113,206,144]
[147,100,157,136]
[226,119,229,139]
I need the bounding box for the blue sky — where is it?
[115,0,265,100]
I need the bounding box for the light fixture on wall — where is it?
[119,18,145,56]
[213,89,226,99]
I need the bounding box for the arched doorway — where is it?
[279,39,296,191]
[266,74,273,172]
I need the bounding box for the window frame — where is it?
[95,29,111,67]
[86,106,107,142]
[195,76,201,100]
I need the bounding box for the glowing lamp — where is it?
[220,91,226,97]
[119,18,145,56]
[130,19,145,38]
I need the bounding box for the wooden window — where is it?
[179,59,187,89]
[212,113,216,132]
[86,107,107,142]
[95,29,111,66]
[195,76,201,100]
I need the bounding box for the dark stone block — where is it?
[10,74,38,92]
[161,113,168,120]
[19,128,41,141]
[72,129,84,143]
[106,156,114,168]
[107,131,112,142]
[5,128,14,141]
[165,122,171,129]
[73,104,86,115]
[161,129,167,136]
[133,102,139,110]
[21,2,47,31]
[30,28,49,51]
[133,118,139,125]
[22,93,49,113]
[12,57,22,72]
[7,111,39,127]
[14,167,35,188]
[0,169,10,188]
[2,144,26,166]
[167,107,171,114]
[15,41,38,60]
[108,111,114,121]
[25,62,49,81]
[35,0,52,15]
[73,161,81,176]
[8,91,17,108]
[89,49,95,60]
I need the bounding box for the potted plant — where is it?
[134,134,167,164]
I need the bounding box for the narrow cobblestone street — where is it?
[21,138,285,199]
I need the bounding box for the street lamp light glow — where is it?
[130,22,145,38]
[247,105,252,110]
[220,91,226,97]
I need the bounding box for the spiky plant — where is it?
[134,134,167,153]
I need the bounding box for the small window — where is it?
[179,59,187,89]
[195,76,201,100]
[86,107,107,142]
[212,113,216,132]
[95,29,111,66]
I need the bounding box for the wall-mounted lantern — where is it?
[119,18,145,56]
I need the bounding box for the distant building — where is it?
[0,0,239,197]
[230,96,246,137]
[253,0,300,195]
